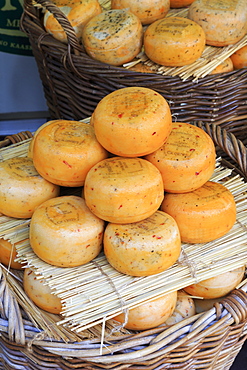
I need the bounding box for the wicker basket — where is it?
[0,122,247,370]
[20,0,247,143]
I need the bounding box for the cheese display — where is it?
[104,210,181,276]
[0,156,60,218]
[84,156,164,223]
[92,86,172,157]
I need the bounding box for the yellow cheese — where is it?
[92,87,172,157]
[43,0,102,43]
[144,17,206,67]
[188,0,247,47]
[111,0,170,25]
[84,156,164,224]
[81,9,143,66]
[104,210,181,276]
[113,291,177,330]
[184,266,245,299]
[145,122,216,193]
[0,157,60,219]
[32,120,108,187]
[23,268,62,314]
[161,181,236,243]
[29,195,105,267]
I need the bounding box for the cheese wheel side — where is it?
[161,181,236,243]
[81,9,143,66]
[32,120,108,187]
[104,210,181,276]
[188,0,247,47]
[145,122,216,193]
[113,291,178,330]
[0,157,60,219]
[84,157,164,224]
[144,17,206,67]
[29,195,105,267]
[92,87,172,157]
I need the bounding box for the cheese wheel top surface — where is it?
[81,9,143,66]
[144,16,206,67]
[30,195,105,267]
[145,122,216,193]
[161,181,236,243]
[0,156,60,218]
[188,0,247,47]
[84,156,164,223]
[32,120,108,187]
[104,210,181,276]
[111,0,170,25]
[92,87,172,157]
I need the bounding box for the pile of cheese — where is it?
[42,0,247,70]
[0,86,244,330]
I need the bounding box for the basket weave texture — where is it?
[0,123,247,370]
[20,0,247,143]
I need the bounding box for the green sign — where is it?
[0,0,33,55]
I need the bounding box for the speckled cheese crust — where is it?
[111,0,170,25]
[144,16,206,67]
[0,157,60,218]
[84,156,164,224]
[29,196,105,267]
[81,9,143,66]
[188,0,247,47]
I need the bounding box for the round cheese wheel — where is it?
[32,120,108,187]
[29,195,105,267]
[230,45,247,69]
[92,87,172,157]
[81,9,143,66]
[188,0,247,47]
[145,122,216,193]
[113,291,177,330]
[28,120,60,159]
[111,0,170,25]
[0,238,23,270]
[165,290,196,325]
[23,268,62,314]
[210,57,234,75]
[170,0,196,8]
[161,181,236,244]
[184,266,245,299]
[144,17,206,67]
[104,210,181,276]
[43,0,102,43]
[0,157,60,219]
[84,157,164,224]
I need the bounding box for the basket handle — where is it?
[23,0,84,55]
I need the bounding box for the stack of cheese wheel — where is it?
[145,121,236,244]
